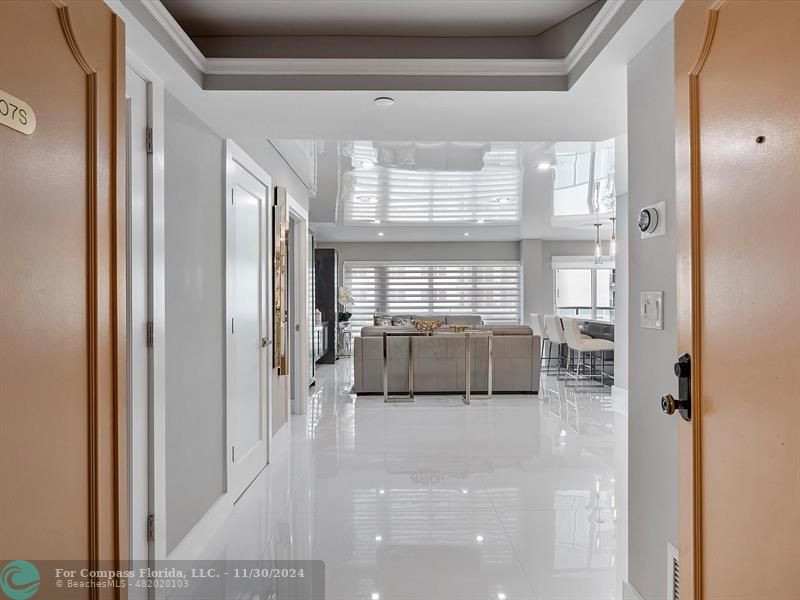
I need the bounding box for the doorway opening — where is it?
[287,198,310,416]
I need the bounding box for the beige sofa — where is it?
[353,324,541,395]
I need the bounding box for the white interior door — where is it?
[126,67,150,581]
[227,162,269,501]
[289,209,309,414]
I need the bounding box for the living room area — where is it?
[295,136,627,598]
[307,138,625,406]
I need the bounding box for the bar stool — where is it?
[530,313,550,371]
[562,317,614,387]
[544,315,568,378]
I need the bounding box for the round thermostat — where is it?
[638,208,659,233]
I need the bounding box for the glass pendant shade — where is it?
[594,223,603,264]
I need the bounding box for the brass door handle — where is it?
[661,394,687,416]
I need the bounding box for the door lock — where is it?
[661,353,691,421]
[261,337,272,348]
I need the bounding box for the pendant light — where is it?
[594,223,604,264]
[594,194,604,264]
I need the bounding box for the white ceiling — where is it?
[161,0,597,37]
[111,0,680,242]
[302,138,622,243]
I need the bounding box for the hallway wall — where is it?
[164,91,226,553]
[163,93,311,555]
[626,22,678,600]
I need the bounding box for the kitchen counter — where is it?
[578,319,614,341]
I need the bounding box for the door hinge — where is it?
[145,127,153,154]
[231,317,235,334]
[147,513,155,542]
[146,321,154,347]
[232,446,235,462]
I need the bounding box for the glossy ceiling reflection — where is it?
[340,141,523,226]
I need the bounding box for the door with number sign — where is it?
[0,0,128,571]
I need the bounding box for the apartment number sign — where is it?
[0,88,36,135]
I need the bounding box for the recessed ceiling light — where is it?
[537,161,554,170]
[497,593,507,600]
[375,535,382,541]
[461,489,469,494]
[372,594,380,600]
[377,232,384,237]
[464,232,470,237]
[476,535,484,542]
[374,96,394,107]
[354,195,378,204]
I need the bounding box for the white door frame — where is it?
[125,63,149,589]
[125,51,167,566]
[287,196,309,415]
[224,140,273,495]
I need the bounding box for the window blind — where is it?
[343,261,522,332]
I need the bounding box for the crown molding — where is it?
[565,0,627,71]
[140,0,208,71]
[135,0,630,83]
[204,57,567,77]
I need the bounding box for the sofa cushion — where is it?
[446,314,483,326]
[359,325,417,337]
[392,315,413,326]
[478,325,533,335]
[374,314,393,326]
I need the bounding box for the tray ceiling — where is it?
[162,0,598,38]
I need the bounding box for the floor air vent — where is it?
[667,542,680,600]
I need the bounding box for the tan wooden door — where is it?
[675,1,800,598]
[0,0,127,578]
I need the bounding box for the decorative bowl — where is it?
[411,319,444,333]
[449,324,469,334]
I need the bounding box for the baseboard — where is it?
[165,425,292,562]
[623,580,646,600]
[167,492,234,561]
[612,385,628,416]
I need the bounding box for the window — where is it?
[555,269,593,318]
[595,268,615,322]
[553,257,615,322]
[343,261,522,332]
[553,139,616,217]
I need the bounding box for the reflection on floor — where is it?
[198,358,628,600]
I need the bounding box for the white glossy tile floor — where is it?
[198,359,628,600]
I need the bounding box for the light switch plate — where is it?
[641,291,664,329]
